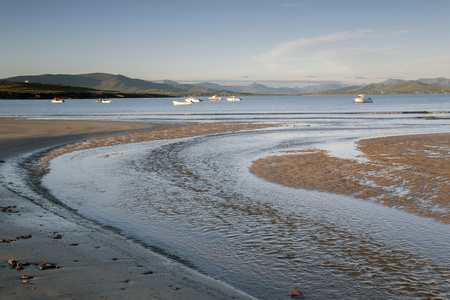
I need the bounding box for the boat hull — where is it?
[185,97,202,103]
[173,101,192,106]
[209,95,222,101]
[353,95,373,103]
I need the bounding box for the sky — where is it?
[1,0,450,87]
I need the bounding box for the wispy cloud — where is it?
[255,31,370,66]
[253,30,419,79]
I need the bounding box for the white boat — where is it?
[173,100,192,106]
[101,98,112,103]
[185,97,202,103]
[209,95,222,101]
[51,98,65,103]
[353,94,373,103]
[226,96,242,101]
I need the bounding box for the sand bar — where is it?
[1,119,265,300]
[251,133,450,224]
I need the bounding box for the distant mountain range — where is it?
[321,80,450,95]
[4,73,222,96]
[190,81,347,95]
[0,79,170,100]
[3,73,450,97]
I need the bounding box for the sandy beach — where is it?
[1,120,261,300]
[251,133,450,224]
[1,119,449,299]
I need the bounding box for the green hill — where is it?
[4,73,224,96]
[323,81,450,94]
[4,73,450,98]
[0,80,170,100]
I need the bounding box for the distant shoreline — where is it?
[2,92,450,100]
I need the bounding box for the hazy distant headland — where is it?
[2,73,450,99]
[0,79,174,100]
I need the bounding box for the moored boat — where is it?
[226,96,242,101]
[101,98,112,103]
[185,97,202,103]
[51,98,65,103]
[209,95,222,101]
[353,94,373,103]
[173,100,192,105]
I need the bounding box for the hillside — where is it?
[322,81,450,95]
[5,73,334,95]
[4,73,224,96]
[3,73,450,97]
[0,80,171,99]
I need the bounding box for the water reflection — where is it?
[42,121,450,299]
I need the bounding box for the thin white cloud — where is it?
[253,30,427,80]
[255,31,371,67]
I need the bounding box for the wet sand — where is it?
[0,120,168,160]
[251,133,450,224]
[1,120,266,300]
[2,119,448,299]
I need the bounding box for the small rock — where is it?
[8,259,17,267]
[291,290,303,297]
[38,262,58,270]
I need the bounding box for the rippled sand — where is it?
[33,122,279,177]
[33,123,450,223]
[251,133,450,223]
[1,120,272,300]
[6,120,449,299]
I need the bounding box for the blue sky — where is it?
[1,0,449,87]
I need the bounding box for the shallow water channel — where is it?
[38,118,450,299]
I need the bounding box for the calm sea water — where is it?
[3,95,450,299]
[2,94,450,119]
